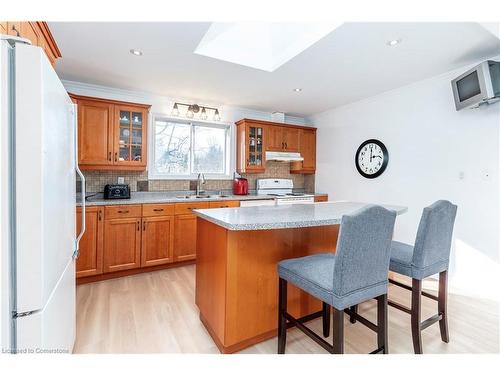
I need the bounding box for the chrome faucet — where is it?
[196,173,206,195]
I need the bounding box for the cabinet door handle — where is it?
[117,210,129,214]
[114,152,118,162]
[143,221,146,231]
[108,151,112,161]
[281,142,284,149]
[137,221,140,231]
[153,208,164,212]
[98,210,102,221]
[285,142,288,149]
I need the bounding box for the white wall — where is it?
[311,58,500,300]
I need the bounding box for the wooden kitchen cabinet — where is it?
[76,206,104,278]
[236,119,266,174]
[1,21,61,67]
[236,119,316,174]
[290,127,317,174]
[114,104,148,168]
[71,94,151,171]
[208,201,240,208]
[265,125,299,152]
[174,214,198,262]
[77,99,114,166]
[103,217,142,273]
[141,215,175,267]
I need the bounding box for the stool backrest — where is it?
[412,200,457,269]
[332,205,396,297]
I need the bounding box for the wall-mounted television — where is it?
[451,60,500,111]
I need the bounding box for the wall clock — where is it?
[355,139,389,179]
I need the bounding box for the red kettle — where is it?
[233,177,249,195]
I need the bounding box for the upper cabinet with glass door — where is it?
[71,94,151,171]
[115,105,148,168]
[236,119,265,173]
[236,118,317,174]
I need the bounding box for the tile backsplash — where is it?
[80,161,315,193]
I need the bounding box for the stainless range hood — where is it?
[265,151,304,162]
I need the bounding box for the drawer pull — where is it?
[117,210,129,214]
[153,208,164,212]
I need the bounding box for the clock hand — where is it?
[370,148,372,162]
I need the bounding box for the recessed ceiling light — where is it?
[293,88,302,92]
[130,49,143,56]
[386,39,401,47]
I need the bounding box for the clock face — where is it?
[355,139,388,179]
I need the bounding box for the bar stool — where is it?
[390,200,457,353]
[277,205,397,354]
[351,200,457,354]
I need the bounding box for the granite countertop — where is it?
[76,191,328,206]
[193,201,408,231]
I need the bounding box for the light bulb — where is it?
[214,109,220,121]
[200,107,207,120]
[171,103,179,116]
[186,106,194,118]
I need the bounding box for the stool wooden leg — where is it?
[322,302,331,338]
[411,278,423,354]
[332,308,344,354]
[349,305,358,324]
[438,270,450,343]
[278,278,287,354]
[377,294,388,354]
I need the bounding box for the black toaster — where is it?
[104,184,131,199]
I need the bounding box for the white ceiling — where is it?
[49,22,500,117]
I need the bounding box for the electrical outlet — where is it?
[117,177,125,184]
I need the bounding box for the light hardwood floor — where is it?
[74,265,500,354]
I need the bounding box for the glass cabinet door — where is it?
[247,125,264,170]
[115,106,146,166]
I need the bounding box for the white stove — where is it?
[256,178,315,205]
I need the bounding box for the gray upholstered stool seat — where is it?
[390,241,449,280]
[278,253,335,305]
[279,253,388,311]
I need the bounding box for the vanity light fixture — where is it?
[171,102,221,121]
[386,39,401,47]
[130,49,143,56]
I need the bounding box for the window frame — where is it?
[148,114,235,180]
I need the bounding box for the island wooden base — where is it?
[195,218,339,353]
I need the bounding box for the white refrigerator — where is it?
[0,35,84,353]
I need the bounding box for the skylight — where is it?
[194,22,340,72]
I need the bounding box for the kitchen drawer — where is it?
[142,203,175,217]
[105,204,142,219]
[174,202,210,215]
[208,200,240,209]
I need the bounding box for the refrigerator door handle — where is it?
[73,103,85,260]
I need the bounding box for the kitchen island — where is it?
[194,201,407,353]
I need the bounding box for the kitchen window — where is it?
[149,116,233,179]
